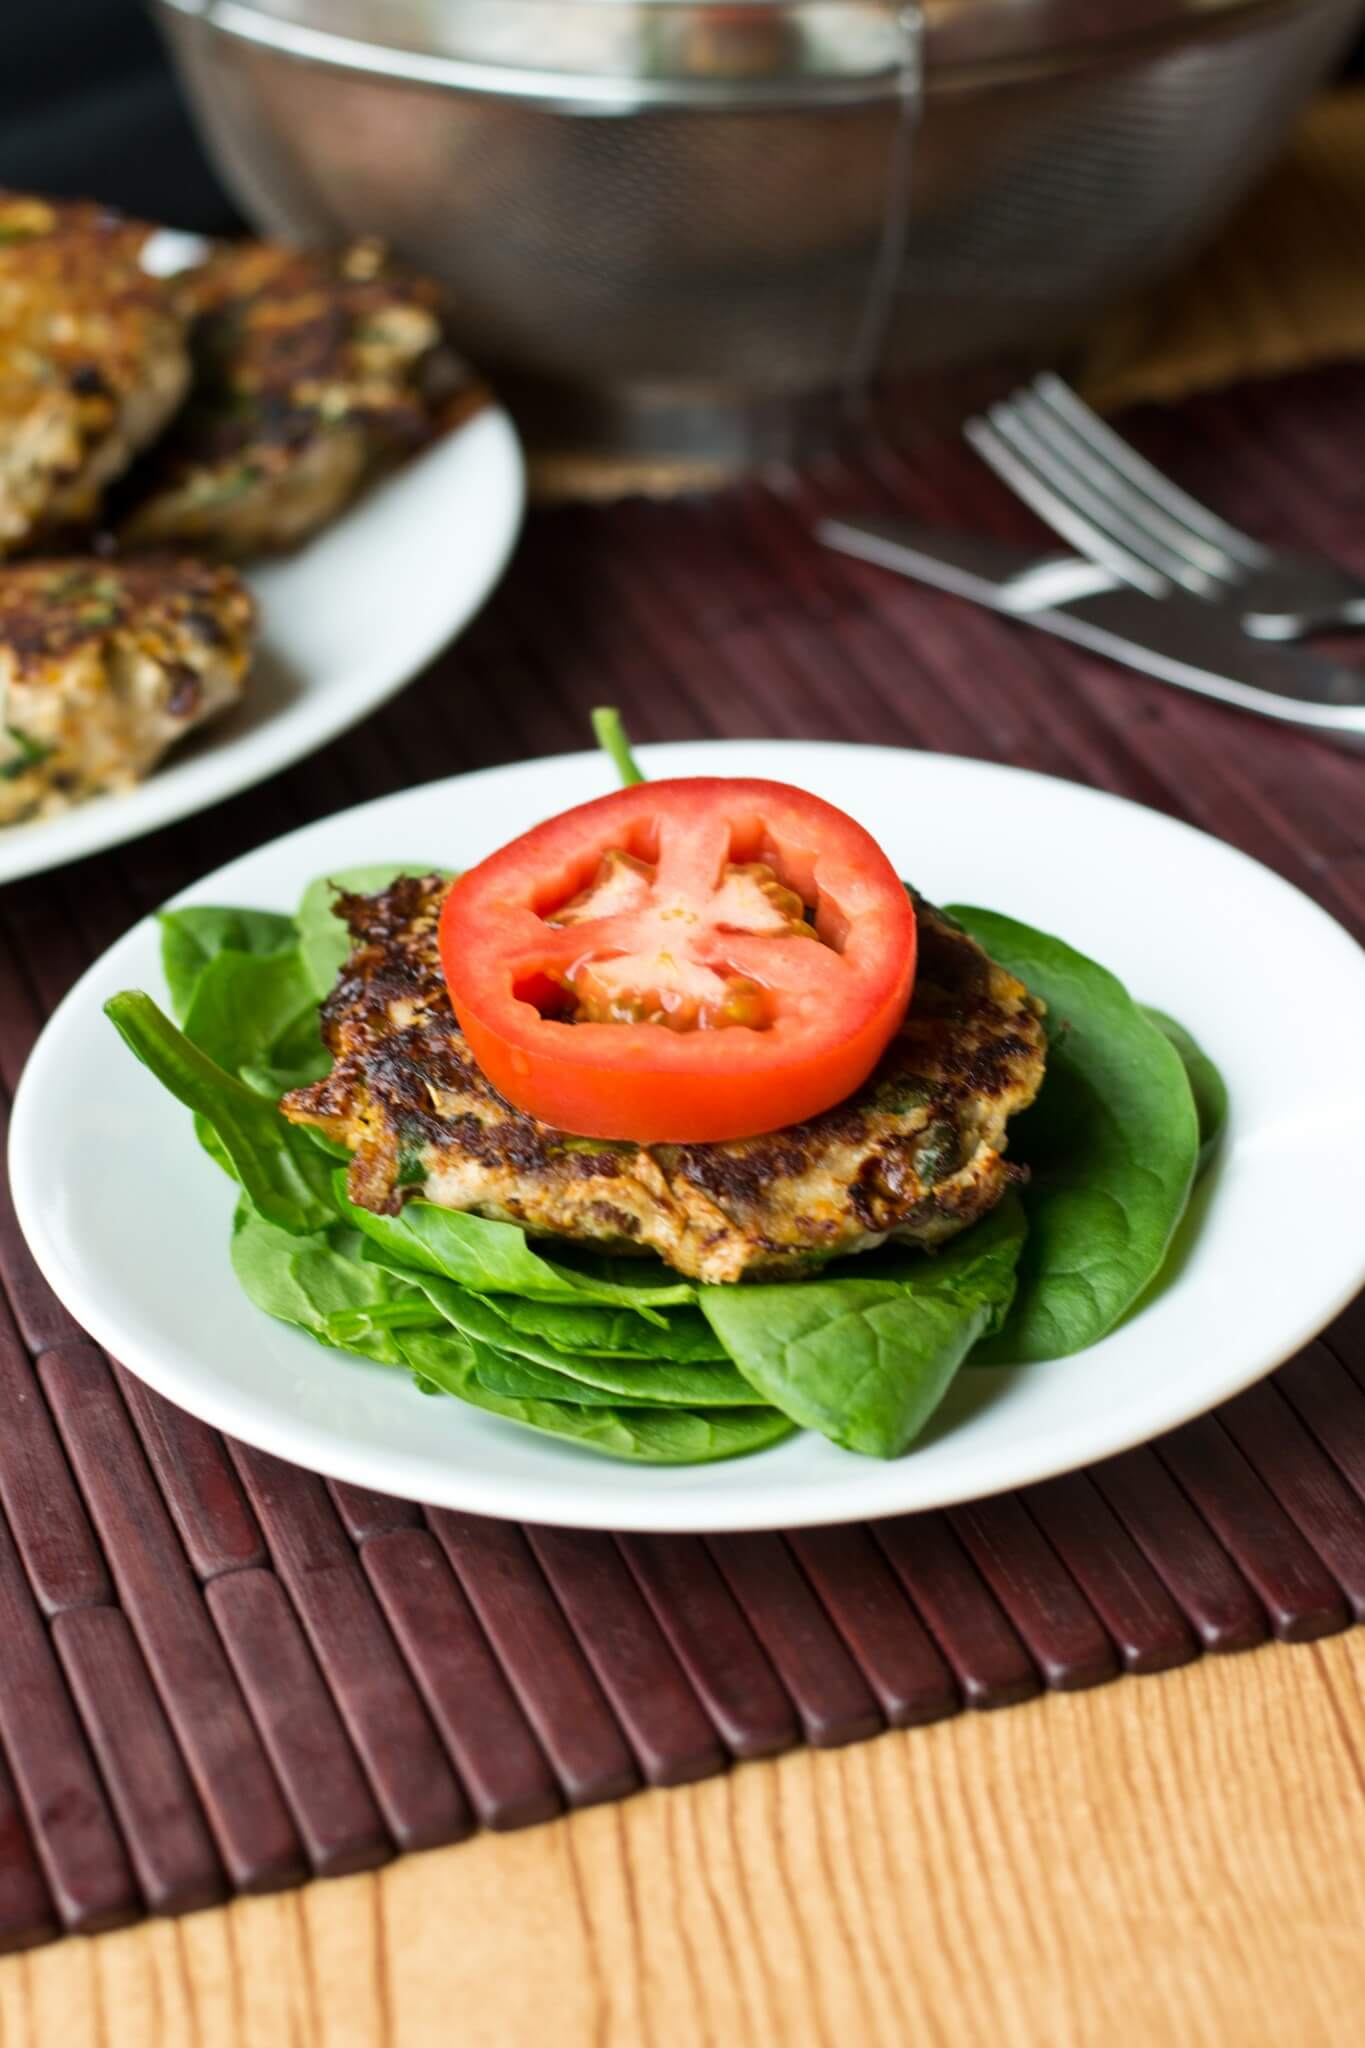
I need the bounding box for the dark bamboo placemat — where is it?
[0,367,1362,1953]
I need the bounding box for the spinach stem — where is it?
[591,706,646,787]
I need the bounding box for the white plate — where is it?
[0,407,524,883]
[11,742,1365,1530]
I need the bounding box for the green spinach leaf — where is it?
[476,1293,728,1364]
[238,1055,333,1100]
[1142,1008,1227,1176]
[180,948,319,1078]
[469,1351,662,1409]
[340,1180,695,1318]
[467,1349,753,1411]
[106,992,338,1234]
[699,1195,1026,1456]
[365,1257,755,1404]
[231,1203,426,1365]
[399,1330,794,1464]
[159,905,298,1023]
[949,909,1199,1363]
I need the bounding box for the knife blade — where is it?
[818,515,1365,743]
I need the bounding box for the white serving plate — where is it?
[12,741,1365,1530]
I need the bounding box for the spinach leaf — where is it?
[159,905,298,1022]
[1142,1008,1227,1176]
[478,1293,729,1364]
[700,1195,1026,1456]
[297,864,447,1001]
[468,1348,756,1410]
[340,1180,695,1318]
[181,948,319,1077]
[106,992,338,1234]
[949,908,1199,1363]
[365,1257,755,1404]
[399,1330,794,1464]
[324,1300,446,1347]
[239,1055,332,1100]
[231,1203,426,1365]
[470,1351,662,1409]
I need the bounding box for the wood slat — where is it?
[1157,1417,1350,1642]
[207,1569,393,1878]
[0,876,96,1027]
[1217,1380,1365,1621]
[52,1607,227,1917]
[705,1533,883,1748]
[0,1097,86,1355]
[1022,1474,1200,1676]
[37,1345,306,1893]
[0,1750,56,1955]
[0,1320,110,1614]
[525,1525,727,1787]
[786,1525,960,1727]
[948,1497,1119,1691]
[226,1445,472,1853]
[113,1366,267,1582]
[1276,1343,1365,1507]
[362,1529,562,1831]
[874,1514,1041,1710]
[1089,1445,1269,1654]
[616,1533,800,1760]
[1325,1293,1365,1385]
[0,1508,137,1934]
[428,1511,640,1806]
[327,1481,423,1545]
[0,923,59,1096]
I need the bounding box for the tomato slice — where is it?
[439,778,917,1143]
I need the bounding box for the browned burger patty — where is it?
[282,874,1047,1286]
[0,192,189,555]
[119,237,477,557]
[0,555,254,825]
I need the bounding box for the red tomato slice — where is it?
[439,778,917,1143]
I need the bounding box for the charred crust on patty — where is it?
[0,556,250,672]
[0,553,254,824]
[117,238,481,557]
[0,191,190,553]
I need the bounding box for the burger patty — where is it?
[0,192,190,555]
[118,237,479,557]
[0,555,254,826]
[282,874,1047,1286]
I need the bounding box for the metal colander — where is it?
[153,0,1365,466]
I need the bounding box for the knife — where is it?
[817,516,1365,745]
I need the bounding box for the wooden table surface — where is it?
[4,90,1365,2048]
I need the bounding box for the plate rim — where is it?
[0,406,524,885]
[11,737,1365,1531]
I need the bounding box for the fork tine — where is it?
[1031,374,1269,568]
[963,413,1170,599]
[1012,387,1237,582]
[988,401,1222,596]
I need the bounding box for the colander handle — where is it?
[842,5,924,405]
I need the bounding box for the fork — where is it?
[964,373,1365,641]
